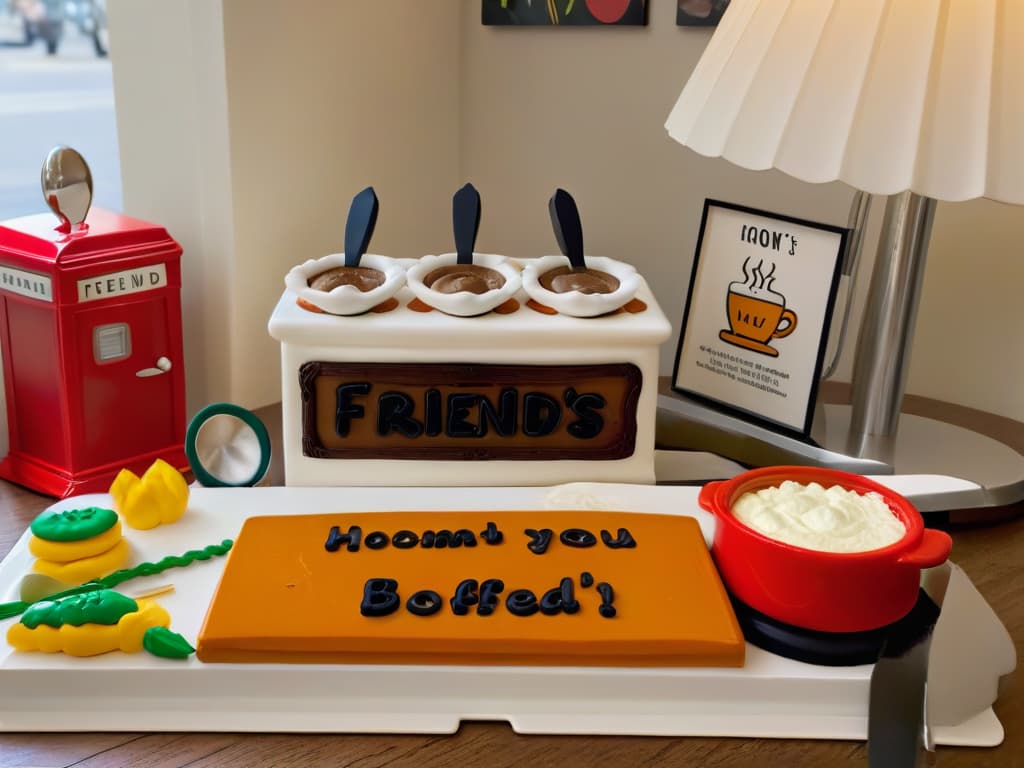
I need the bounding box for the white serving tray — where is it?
[0,479,1013,745]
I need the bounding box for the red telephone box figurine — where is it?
[0,147,187,498]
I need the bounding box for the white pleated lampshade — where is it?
[665,0,1024,204]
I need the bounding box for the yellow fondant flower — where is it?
[109,459,189,530]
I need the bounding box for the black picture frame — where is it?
[672,200,847,438]
[482,0,647,26]
[676,0,730,26]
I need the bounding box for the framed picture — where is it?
[677,0,730,26]
[672,200,847,437]
[482,0,647,26]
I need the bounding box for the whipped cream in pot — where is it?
[731,481,907,553]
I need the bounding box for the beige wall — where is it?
[110,0,236,420]
[460,3,849,373]
[112,0,1024,423]
[459,2,1024,422]
[112,0,462,412]
[915,198,1024,419]
[220,0,462,408]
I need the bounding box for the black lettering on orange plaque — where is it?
[299,362,641,460]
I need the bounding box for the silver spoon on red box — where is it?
[41,146,92,234]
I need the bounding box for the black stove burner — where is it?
[730,590,941,667]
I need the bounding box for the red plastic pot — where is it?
[698,466,952,633]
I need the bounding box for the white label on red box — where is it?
[0,265,53,302]
[77,264,167,302]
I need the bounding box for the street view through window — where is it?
[0,0,119,219]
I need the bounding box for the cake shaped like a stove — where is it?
[269,186,671,487]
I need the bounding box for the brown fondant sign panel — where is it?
[300,362,641,460]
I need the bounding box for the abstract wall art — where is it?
[482,0,647,26]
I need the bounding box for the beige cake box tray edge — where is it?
[0,481,1012,747]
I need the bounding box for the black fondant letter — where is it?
[325,525,362,553]
[524,528,553,555]
[596,581,617,619]
[335,383,370,437]
[506,589,539,617]
[478,578,505,616]
[377,391,424,438]
[406,590,443,617]
[559,528,597,548]
[424,388,443,436]
[360,578,400,617]
[478,388,518,437]
[539,577,579,616]
[523,393,561,437]
[565,389,606,440]
[601,528,637,549]
[447,393,481,438]
[432,529,477,548]
[450,579,480,615]
[392,530,420,549]
[480,521,504,545]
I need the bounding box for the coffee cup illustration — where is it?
[719,259,797,357]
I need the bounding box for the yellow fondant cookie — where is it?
[28,521,123,563]
[110,459,189,530]
[7,599,170,657]
[33,538,130,584]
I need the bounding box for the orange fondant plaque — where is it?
[196,511,744,667]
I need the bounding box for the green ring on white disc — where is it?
[185,403,271,488]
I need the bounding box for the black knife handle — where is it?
[453,183,481,266]
[344,186,379,268]
[549,188,585,270]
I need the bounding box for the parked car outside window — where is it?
[1,0,106,56]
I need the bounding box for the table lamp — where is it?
[660,0,1024,509]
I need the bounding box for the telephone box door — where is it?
[75,295,183,469]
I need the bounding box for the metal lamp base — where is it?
[657,393,1024,513]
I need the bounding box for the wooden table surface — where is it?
[1,389,1021,768]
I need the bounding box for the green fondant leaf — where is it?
[143,626,195,659]
[30,506,118,542]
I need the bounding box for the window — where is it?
[93,322,129,362]
[0,1,117,219]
